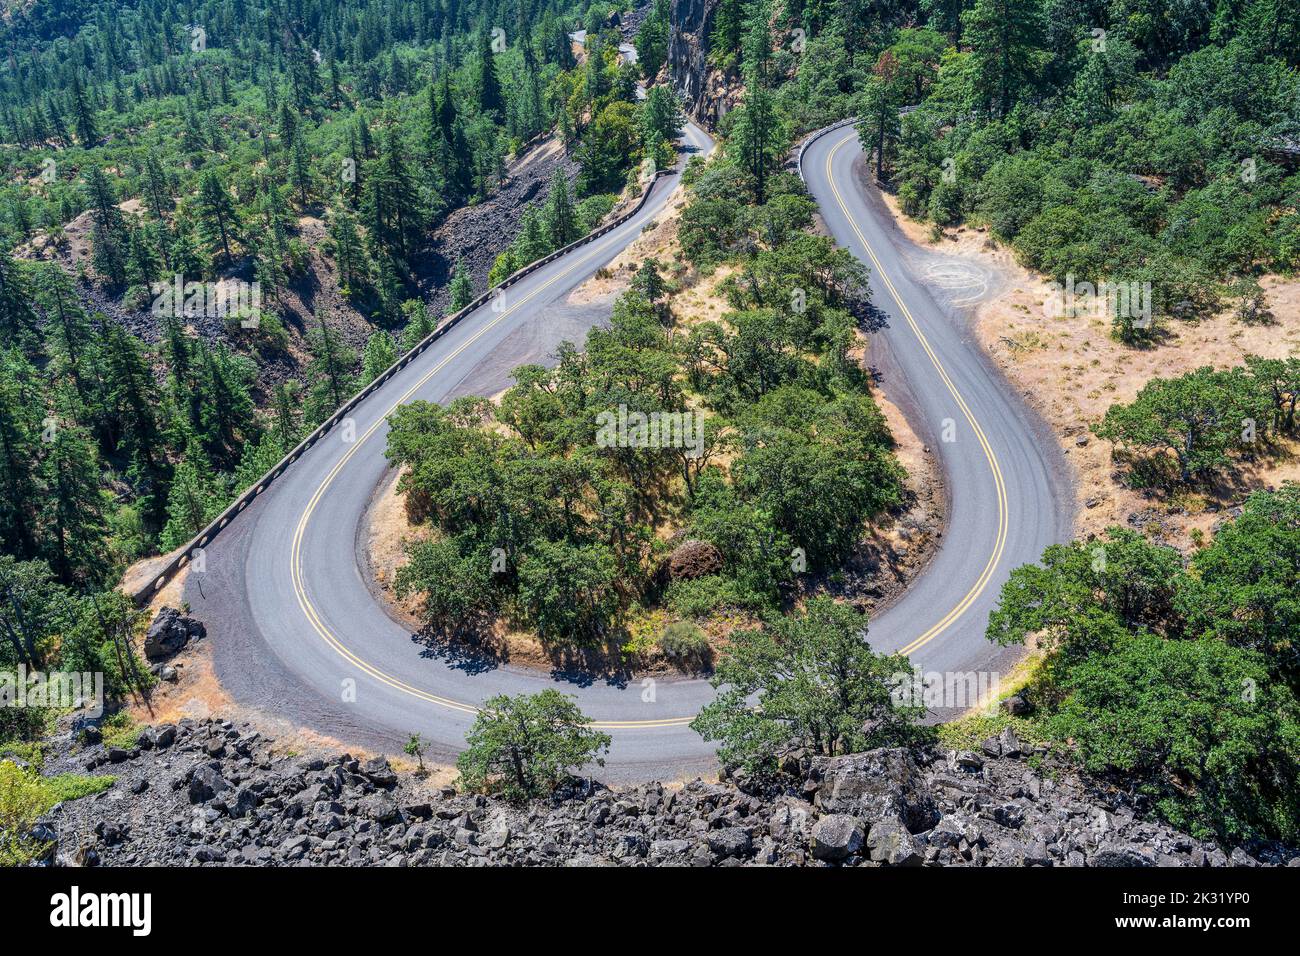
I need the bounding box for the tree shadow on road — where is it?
[409,621,506,675]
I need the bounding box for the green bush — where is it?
[658,621,712,671]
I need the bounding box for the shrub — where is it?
[658,620,712,671]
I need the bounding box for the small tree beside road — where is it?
[456,690,611,801]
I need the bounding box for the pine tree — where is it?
[70,76,98,145]
[361,329,397,384]
[33,265,97,408]
[728,0,785,204]
[0,350,42,559]
[271,381,301,452]
[477,28,504,115]
[99,324,170,527]
[0,252,39,348]
[362,124,422,266]
[543,168,577,247]
[83,167,129,287]
[304,311,358,423]
[640,84,683,166]
[290,134,314,205]
[39,417,110,588]
[448,259,474,311]
[197,170,241,266]
[159,446,218,551]
[330,205,370,293]
[962,0,1046,116]
[125,226,161,288]
[195,342,258,468]
[400,299,434,351]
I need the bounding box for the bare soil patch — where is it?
[878,191,1300,551]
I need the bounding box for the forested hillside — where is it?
[0,0,682,721]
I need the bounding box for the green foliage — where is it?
[690,597,930,777]
[1092,362,1280,486]
[0,759,114,865]
[456,690,610,801]
[658,620,712,671]
[987,490,1300,843]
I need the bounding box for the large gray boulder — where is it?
[188,764,230,804]
[808,748,940,834]
[810,814,864,862]
[144,606,206,660]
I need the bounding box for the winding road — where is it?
[186,122,1070,781]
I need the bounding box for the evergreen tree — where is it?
[197,170,241,266]
[477,28,504,115]
[304,311,358,423]
[0,351,42,559]
[448,259,474,311]
[39,417,110,588]
[99,324,169,527]
[159,446,218,551]
[400,299,435,351]
[70,76,98,145]
[542,168,577,247]
[0,252,40,349]
[83,167,129,287]
[361,329,397,383]
[962,0,1046,116]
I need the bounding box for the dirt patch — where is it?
[878,191,1300,550]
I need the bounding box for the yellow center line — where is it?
[288,216,695,730]
[285,130,1009,738]
[824,133,1009,657]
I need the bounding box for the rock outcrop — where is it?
[669,0,741,128]
[143,606,206,661]
[24,717,1298,867]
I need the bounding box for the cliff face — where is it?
[669,0,740,129]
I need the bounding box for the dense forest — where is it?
[1,0,1298,851]
[0,0,675,721]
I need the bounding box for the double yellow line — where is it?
[284,133,1009,736]
[288,222,694,730]
[824,134,1008,656]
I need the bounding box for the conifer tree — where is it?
[197,170,241,266]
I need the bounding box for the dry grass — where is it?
[881,192,1300,549]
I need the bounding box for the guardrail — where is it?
[129,165,677,605]
[795,117,858,185]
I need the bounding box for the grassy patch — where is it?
[98,711,140,750]
[0,759,115,865]
[41,772,116,807]
[0,739,45,771]
[936,712,1047,752]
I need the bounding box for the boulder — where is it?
[1000,692,1032,717]
[362,756,398,789]
[187,765,230,804]
[865,818,922,866]
[810,814,864,861]
[808,749,940,834]
[143,606,205,661]
[359,793,402,825]
[707,827,752,859]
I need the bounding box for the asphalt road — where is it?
[187,123,1070,781]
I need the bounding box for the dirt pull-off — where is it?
[879,190,1300,552]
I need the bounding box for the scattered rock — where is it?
[23,715,1295,869]
[810,814,864,861]
[143,606,205,661]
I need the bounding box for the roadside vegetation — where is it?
[985,486,1300,845]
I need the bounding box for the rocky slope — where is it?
[28,716,1296,867]
[668,0,740,128]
